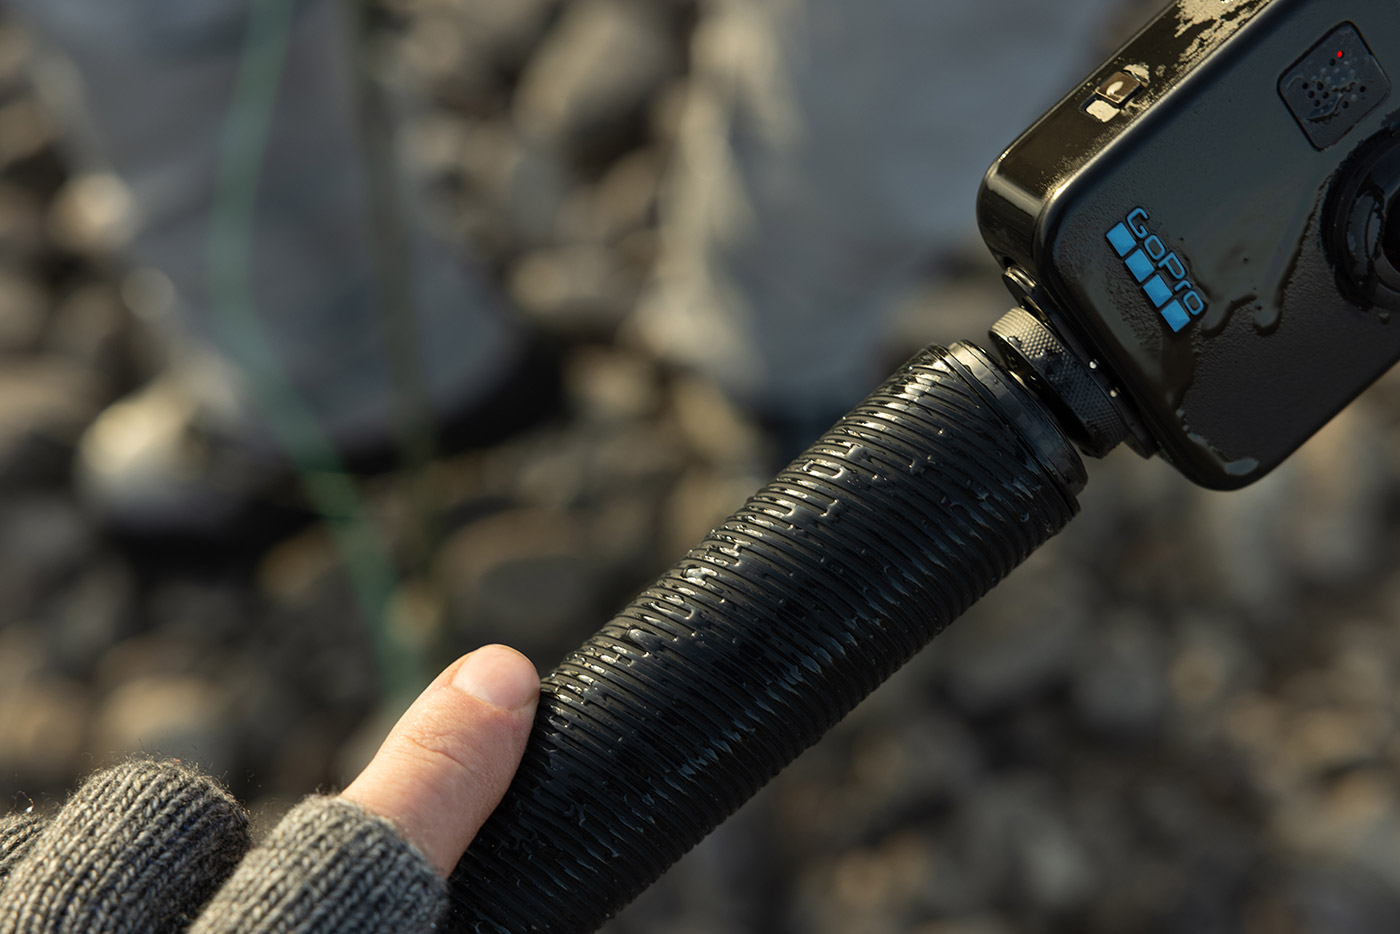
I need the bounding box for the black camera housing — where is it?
[978,0,1400,489]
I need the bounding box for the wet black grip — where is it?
[446,343,1086,932]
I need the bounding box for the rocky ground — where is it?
[3,1,1400,932]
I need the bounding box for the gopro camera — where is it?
[979,0,1400,488]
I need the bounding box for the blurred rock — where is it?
[849,707,984,824]
[914,918,1014,934]
[956,777,1098,914]
[46,173,136,256]
[562,147,663,242]
[669,374,769,468]
[508,243,640,335]
[1071,609,1169,739]
[662,465,764,558]
[1284,403,1389,587]
[0,494,94,612]
[1188,402,1390,620]
[514,0,679,163]
[38,558,136,677]
[459,122,574,249]
[145,577,253,646]
[0,21,33,90]
[92,633,203,694]
[0,625,44,684]
[93,674,237,775]
[458,0,559,73]
[1277,771,1400,900]
[440,507,610,660]
[0,357,101,484]
[0,678,88,790]
[1168,616,1256,721]
[258,525,340,609]
[402,111,471,189]
[0,266,46,354]
[0,98,52,173]
[564,346,662,424]
[1284,864,1400,934]
[936,553,1093,714]
[219,654,314,782]
[395,2,477,92]
[43,281,132,379]
[0,183,47,261]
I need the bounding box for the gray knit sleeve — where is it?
[0,813,45,886]
[0,759,251,934]
[187,796,446,934]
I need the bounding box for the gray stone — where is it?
[46,173,136,256]
[935,552,1093,714]
[0,495,95,614]
[0,184,47,262]
[0,625,44,685]
[1167,617,1258,725]
[42,282,132,378]
[0,678,89,791]
[37,558,136,677]
[1284,401,1389,588]
[0,98,52,172]
[662,465,766,558]
[258,525,341,608]
[92,674,237,776]
[0,266,48,354]
[514,0,679,159]
[668,374,769,469]
[457,0,559,71]
[440,508,610,660]
[459,122,575,250]
[92,634,203,695]
[508,243,640,335]
[0,21,34,91]
[0,357,102,484]
[1186,400,1390,619]
[913,918,1014,934]
[562,147,663,243]
[564,346,661,423]
[1071,609,1169,739]
[954,777,1098,914]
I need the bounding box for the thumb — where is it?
[340,644,539,877]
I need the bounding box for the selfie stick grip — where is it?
[445,342,1085,933]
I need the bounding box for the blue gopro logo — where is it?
[1105,208,1207,333]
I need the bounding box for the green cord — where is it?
[206,0,425,702]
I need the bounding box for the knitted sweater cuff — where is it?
[0,758,252,934]
[188,795,446,934]
[0,812,46,884]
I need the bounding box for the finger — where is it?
[340,644,539,877]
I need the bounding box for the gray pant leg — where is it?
[638,0,1128,420]
[11,0,518,452]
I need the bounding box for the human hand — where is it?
[340,643,540,876]
[0,645,539,933]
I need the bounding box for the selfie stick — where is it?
[445,337,1100,933]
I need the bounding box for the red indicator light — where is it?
[1338,50,1346,58]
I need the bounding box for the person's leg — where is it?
[637,0,1129,433]
[12,0,526,530]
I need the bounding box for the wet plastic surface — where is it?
[445,345,1084,933]
[979,0,1400,489]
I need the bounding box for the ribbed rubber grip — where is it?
[445,343,1086,932]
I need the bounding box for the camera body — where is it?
[979,0,1400,489]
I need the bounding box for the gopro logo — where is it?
[1105,208,1207,333]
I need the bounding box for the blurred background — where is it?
[3,0,1400,931]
